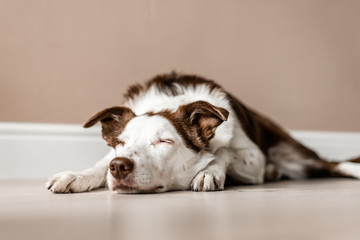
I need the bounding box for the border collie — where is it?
[47,72,360,193]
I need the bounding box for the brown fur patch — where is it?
[123,72,222,102]
[146,72,221,95]
[227,94,324,158]
[155,101,229,152]
[83,107,136,147]
[350,157,360,163]
[123,83,144,102]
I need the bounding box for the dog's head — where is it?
[84,101,228,193]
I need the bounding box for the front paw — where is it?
[46,171,93,193]
[191,171,225,191]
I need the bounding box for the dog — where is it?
[47,72,360,193]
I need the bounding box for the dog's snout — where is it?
[109,157,134,179]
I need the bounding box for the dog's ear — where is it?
[83,107,136,147]
[174,101,229,149]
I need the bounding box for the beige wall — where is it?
[0,0,359,131]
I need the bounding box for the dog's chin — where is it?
[111,182,166,194]
[113,184,142,194]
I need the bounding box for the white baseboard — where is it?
[0,122,359,180]
[290,131,360,161]
[0,122,109,180]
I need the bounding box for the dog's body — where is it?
[47,73,360,193]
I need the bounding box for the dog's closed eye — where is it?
[154,139,174,145]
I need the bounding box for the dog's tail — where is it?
[349,157,360,163]
[330,156,360,179]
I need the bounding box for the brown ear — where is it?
[83,106,136,147]
[172,101,229,150]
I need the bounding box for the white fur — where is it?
[47,151,113,193]
[47,82,265,193]
[335,162,360,179]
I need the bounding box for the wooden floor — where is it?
[1,179,360,240]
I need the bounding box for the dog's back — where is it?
[124,72,360,182]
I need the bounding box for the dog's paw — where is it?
[191,171,225,191]
[46,171,93,193]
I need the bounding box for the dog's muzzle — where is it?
[109,157,134,179]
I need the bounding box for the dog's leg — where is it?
[226,148,266,184]
[268,142,335,179]
[264,163,283,182]
[191,148,231,191]
[46,151,114,193]
[191,147,266,191]
[267,142,360,180]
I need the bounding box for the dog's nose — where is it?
[109,157,134,179]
